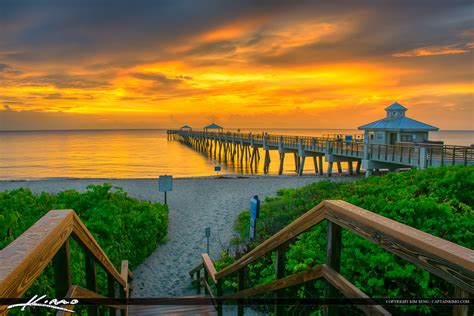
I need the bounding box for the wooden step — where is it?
[128,296,217,315]
[129,304,216,315]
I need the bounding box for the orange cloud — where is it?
[393,45,470,57]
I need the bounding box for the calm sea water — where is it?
[0,129,472,180]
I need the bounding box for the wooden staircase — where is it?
[129,301,217,315]
[128,295,217,315]
[0,201,472,315]
[190,200,473,316]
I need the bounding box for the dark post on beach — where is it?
[158,175,173,205]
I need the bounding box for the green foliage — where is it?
[0,184,168,296]
[218,166,474,315]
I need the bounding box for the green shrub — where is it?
[0,184,168,297]
[219,166,474,315]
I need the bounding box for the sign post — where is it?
[214,165,221,176]
[205,227,211,254]
[158,175,173,205]
[249,195,260,240]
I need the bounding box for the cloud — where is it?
[393,44,471,57]
[0,1,473,130]
[42,93,78,100]
[133,72,191,85]
[0,63,22,74]
[8,73,111,89]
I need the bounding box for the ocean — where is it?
[0,129,472,180]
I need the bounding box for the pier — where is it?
[168,103,473,176]
[167,130,474,176]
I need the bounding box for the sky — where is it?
[0,0,473,130]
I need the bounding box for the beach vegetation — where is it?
[216,166,474,315]
[0,183,168,299]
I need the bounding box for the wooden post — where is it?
[278,152,285,175]
[336,162,342,174]
[85,251,98,316]
[217,280,223,316]
[319,156,323,175]
[348,161,353,176]
[204,269,209,294]
[453,286,469,316]
[298,156,306,176]
[264,150,270,173]
[452,147,456,166]
[325,222,342,316]
[196,269,201,295]
[327,161,333,177]
[108,274,116,316]
[355,160,361,175]
[237,269,245,316]
[53,240,71,297]
[274,246,286,316]
[293,153,299,172]
[313,156,319,174]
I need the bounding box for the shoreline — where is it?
[0,173,356,183]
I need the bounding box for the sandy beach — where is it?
[0,175,358,298]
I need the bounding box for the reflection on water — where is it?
[0,129,472,179]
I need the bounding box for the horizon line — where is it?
[1,128,473,133]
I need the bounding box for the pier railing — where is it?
[190,200,473,316]
[169,130,474,168]
[426,145,474,167]
[0,210,132,315]
[369,144,421,166]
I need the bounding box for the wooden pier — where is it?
[167,130,474,176]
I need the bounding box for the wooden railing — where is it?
[426,145,474,167]
[0,210,132,315]
[369,144,421,165]
[190,200,473,316]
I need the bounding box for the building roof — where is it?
[358,116,439,131]
[204,123,223,129]
[359,102,438,131]
[181,124,191,129]
[385,102,407,111]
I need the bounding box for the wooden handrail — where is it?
[189,262,204,276]
[0,210,130,314]
[324,200,474,292]
[225,265,324,299]
[71,212,126,288]
[322,265,390,316]
[202,253,218,284]
[0,210,73,300]
[190,200,474,315]
[56,285,125,315]
[216,201,326,279]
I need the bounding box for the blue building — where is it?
[358,102,439,145]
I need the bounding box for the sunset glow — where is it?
[0,1,472,130]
